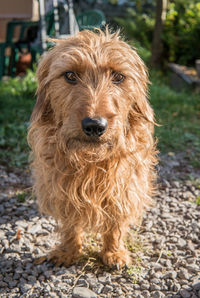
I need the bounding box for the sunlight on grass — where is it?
[0,70,36,167]
[149,70,200,155]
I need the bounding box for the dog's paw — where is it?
[101,250,130,269]
[48,247,81,267]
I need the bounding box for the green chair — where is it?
[0,10,56,80]
[0,20,39,80]
[76,9,106,31]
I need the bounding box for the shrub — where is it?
[115,8,154,52]
[115,0,200,66]
[164,0,200,65]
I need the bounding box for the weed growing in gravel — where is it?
[17,192,27,202]
[126,265,143,284]
[16,190,35,202]
[195,196,200,205]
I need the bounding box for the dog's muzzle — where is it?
[81,117,107,137]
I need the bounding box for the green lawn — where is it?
[0,68,199,168]
[150,70,200,166]
[0,70,36,167]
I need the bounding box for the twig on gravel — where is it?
[70,258,95,289]
[156,238,165,264]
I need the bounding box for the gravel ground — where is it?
[0,152,200,298]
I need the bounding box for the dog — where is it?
[28,28,157,268]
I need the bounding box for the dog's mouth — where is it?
[66,137,114,150]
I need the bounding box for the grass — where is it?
[150,70,200,157]
[0,70,36,167]
[196,196,200,206]
[0,58,200,168]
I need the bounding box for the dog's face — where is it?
[32,30,154,160]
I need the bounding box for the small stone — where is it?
[16,220,29,229]
[178,269,190,280]
[72,287,97,298]
[77,279,89,288]
[44,270,52,279]
[192,281,200,290]
[102,285,113,293]
[0,230,5,238]
[142,290,151,298]
[163,179,170,188]
[173,283,181,292]
[150,278,161,285]
[86,277,97,288]
[179,289,191,298]
[9,280,18,288]
[27,276,37,283]
[20,283,33,294]
[178,238,187,248]
[163,271,177,279]
[191,294,198,298]
[28,224,42,234]
[187,265,199,273]
[151,291,165,298]
[150,284,161,291]
[141,283,150,290]
[92,283,104,294]
[98,276,107,284]
[0,281,8,287]
[171,181,180,188]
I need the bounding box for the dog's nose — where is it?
[81,117,107,137]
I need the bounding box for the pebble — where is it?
[72,287,97,298]
[192,281,200,290]
[180,289,192,298]
[163,271,177,279]
[102,285,113,293]
[178,269,190,280]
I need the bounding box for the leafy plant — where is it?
[115,0,200,66]
[164,0,200,65]
[115,8,154,52]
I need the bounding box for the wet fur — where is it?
[28,29,157,267]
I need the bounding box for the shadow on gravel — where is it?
[0,194,38,226]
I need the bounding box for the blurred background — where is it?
[0,0,200,169]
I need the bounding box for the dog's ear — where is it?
[130,57,155,125]
[31,52,53,123]
[133,96,154,124]
[31,89,52,123]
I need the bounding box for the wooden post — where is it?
[39,0,47,52]
[151,0,168,68]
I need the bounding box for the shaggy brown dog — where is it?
[28,29,157,268]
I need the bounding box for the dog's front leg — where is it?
[49,225,83,266]
[101,223,130,268]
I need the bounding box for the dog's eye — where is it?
[64,72,77,84]
[112,72,125,84]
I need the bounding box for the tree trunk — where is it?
[151,0,168,68]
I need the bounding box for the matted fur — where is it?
[28,28,157,267]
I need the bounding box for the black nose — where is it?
[81,117,108,137]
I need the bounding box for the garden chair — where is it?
[76,9,106,31]
[0,20,39,80]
